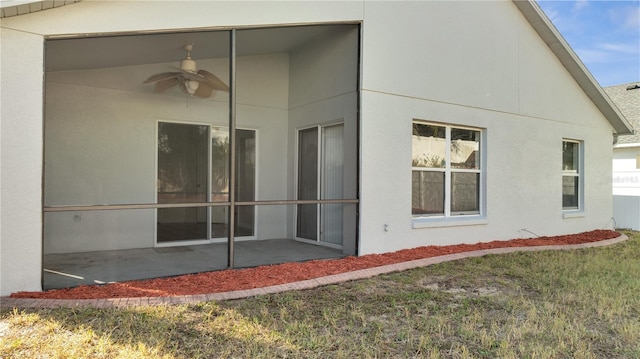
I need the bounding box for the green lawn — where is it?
[2,231,639,358]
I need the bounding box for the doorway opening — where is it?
[156,122,256,244]
[297,123,345,248]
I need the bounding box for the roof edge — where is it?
[512,0,633,135]
[614,143,640,149]
[0,0,80,18]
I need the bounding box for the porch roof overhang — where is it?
[513,0,633,135]
[0,0,79,18]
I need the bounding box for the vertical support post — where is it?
[228,29,237,268]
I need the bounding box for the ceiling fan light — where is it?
[186,80,200,95]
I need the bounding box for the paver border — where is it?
[0,233,629,309]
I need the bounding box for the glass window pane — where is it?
[297,204,318,240]
[451,128,480,169]
[321,203,343,245]
[157,207,208,242]
[211,128,230,203]
[321,125,345,246]
[412,123,446,168]
[298,127,319,201]
[563,175,579,209]
[412,171,445,215]
[297,127,319,240]
[158,122,209,204]
[321,124,344,200]
[451,172,480,214]
[211,206,229,239]
[235,129,256,237]
[210,128,256,237]
[563,141,579,172]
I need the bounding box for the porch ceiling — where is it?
[45,25,346,72]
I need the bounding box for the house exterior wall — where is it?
[613,146,640,196]
[0,0,620,295]
[613,194,640,230]
[612,147,640,230]
[605,78,640,230]
[357,1,615,254]
[0,27,44,295]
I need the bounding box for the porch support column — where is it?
[227,29,237,268]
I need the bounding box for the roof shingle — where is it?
[605,82,640,145]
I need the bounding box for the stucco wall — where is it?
[613,147,640,196]
[0,28,44,295]
[358,1,615,254]
[612,146,640,229]
[613,195,640,230]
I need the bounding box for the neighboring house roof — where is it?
[0,0,79,18]
[606,83,640,146]
[0,0,633,136]
[512,0,633,135]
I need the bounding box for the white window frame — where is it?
[412,121,487,228]
[562,139,584,216]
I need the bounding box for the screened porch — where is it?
[43,24,359,289]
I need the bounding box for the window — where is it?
[412,122,482,217]
[562,140,582,210]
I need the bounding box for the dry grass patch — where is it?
[2,231,639,358]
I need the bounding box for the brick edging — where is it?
[0,233,629,309]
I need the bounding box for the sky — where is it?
[537,0,640,87]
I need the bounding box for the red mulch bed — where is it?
[11,230,620,300]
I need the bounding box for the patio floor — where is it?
[43,239,345,290]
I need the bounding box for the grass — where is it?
[2,231,639,358]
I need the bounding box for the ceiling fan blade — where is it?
[193,81,214,98]
[143,72,179,84]
[154,78,179,93]
[197,70,230,92]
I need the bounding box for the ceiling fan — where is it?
[144,44,229,98]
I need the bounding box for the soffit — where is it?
[0,0,79,18]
